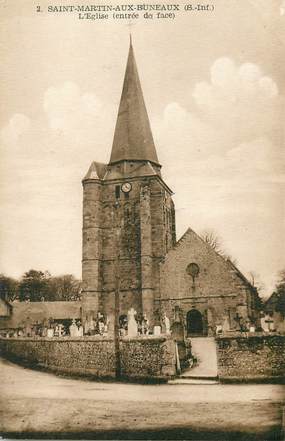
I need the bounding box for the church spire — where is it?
[109,40,160,166]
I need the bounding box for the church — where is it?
[81,41,260,337]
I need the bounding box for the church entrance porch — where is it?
[186,309,204,336]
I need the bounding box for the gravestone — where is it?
[84,317,89,335]
[266,314,275,331]
[163,314,171,335]
[153,325,161,336]
[216,324,222,335]
[142,314,149,335]
[47,328,54,338]
[222,315,230,332]
[171,322,185,343]
[260,315,269,332]
[127,308,138,337]
[58,324,64,337]
[78,324,84,337]
[89,316,95,335]
[69,319,78,337]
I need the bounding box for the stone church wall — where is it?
[0,336,176,381]
[159,229,258,334]
[216,334,285,382]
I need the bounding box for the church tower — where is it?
[82,40,176,327]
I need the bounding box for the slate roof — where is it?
[109,40,160,166]
[83,161,107,181]
[264,292,280,312]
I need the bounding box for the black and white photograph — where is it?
[0,0,284,439]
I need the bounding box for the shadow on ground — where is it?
[1,428,283,440]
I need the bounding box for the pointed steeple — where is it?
[109,40,160,166]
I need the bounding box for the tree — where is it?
[248,271,265,296]
[48,274,82,301]
[273,270,285,316]
[200,229,237,264]
[1,270,82,302]
[0,274,19,301]
[201,230,223,253]
[19,270,52,302]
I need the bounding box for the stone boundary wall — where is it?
[0,336,176,381]
[216,334,285,382]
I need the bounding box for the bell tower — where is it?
[82,40,176,327]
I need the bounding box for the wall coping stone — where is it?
[0,335,170,343]
[121,335,169,342]
[216,333,285,340]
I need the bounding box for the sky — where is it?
[0,0,284,296]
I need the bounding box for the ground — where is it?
[0,357,284,440]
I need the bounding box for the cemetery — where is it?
[0,304,284,383]
[0,307,182,381]
[1,40,285,386]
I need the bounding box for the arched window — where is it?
[186,263,200,283]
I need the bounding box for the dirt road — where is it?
[0,357,284,439]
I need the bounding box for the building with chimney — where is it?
[81,41,260,336]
